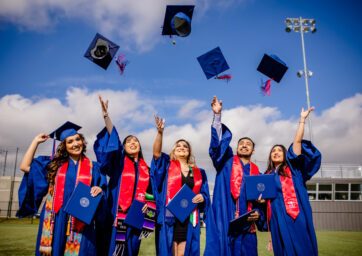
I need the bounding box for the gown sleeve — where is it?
[209,124,234,172]
[93,126,123,177]
[17,156,51,217]
[150,153,170,193]
[91,161,108,227]
[198,169,210,213]
[202,168,221,256]
[287,140,322,182]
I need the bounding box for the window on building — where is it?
[307,184,317,200]
[350,184,362,201]
[335,183,349,200]
[318,184,332,200]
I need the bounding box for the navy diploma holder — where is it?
[245,174,277,200]
[166,184,197,223]
[124,200,145,230]
[64,182,102,225]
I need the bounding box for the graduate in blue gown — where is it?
[151,116,213,256]
[205,96,266,256]
[94,96,154,256]
[264,107,321,256]
[17,123,107,256]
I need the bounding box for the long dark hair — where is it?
[47,133,87,189]
[123,135,144,159]
[265,144,289,177]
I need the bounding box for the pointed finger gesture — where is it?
[211,96,222,114]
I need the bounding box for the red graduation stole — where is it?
[53,156,92,213]
[40,156,92,255]
[54,156,92,231]
[230,155,259,232]
[166,160,202,204]
[230,155,259,201]
[279,166,300,220]
[166,160,202,226]
[118,156,150,212]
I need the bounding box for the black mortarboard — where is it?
[197,47,230,79]
[162,5,195,37]
[257,54,288,83]
[84,33,120,70]
[49,121,82,141]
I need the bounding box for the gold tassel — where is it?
[66,216,71,236]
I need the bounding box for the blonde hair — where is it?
[169,139,196,166]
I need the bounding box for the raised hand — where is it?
[300,107,314,121]
[99,95,109,117]
[34,133,49,144]
[211,96,222,114]
[154,115,165,133]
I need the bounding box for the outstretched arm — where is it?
[99,95,113,134]
[153,115,165,159]
[293,107,314,155]
[211,96,223,140]
[19,134,49,173]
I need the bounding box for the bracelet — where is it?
[299,121,305,123]
[103,113,109,119]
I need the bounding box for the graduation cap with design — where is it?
[162,5,195,38]
[257,54,288,96]
[197,47,232,82]
[84,33,120,70]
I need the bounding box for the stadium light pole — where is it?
[285,17,316,141]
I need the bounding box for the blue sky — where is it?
[0,0,361,176]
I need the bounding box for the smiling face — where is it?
[173,140,190,160]
[236,138,254,158]
[123,135,141,158]
[270,145,285,166]
[64,134,84,158]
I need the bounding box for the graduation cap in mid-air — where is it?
[257,54,288,96]
[49,121,82,157]
[197,47,232,82]
[162,5,195,38]
[84,33,120,70]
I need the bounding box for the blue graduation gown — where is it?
[150,153,213,256]
[205,125,266,256]
[269,140,321,256]
[94,127,148,256]
[17,156,107,256]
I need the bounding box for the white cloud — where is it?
[0,88,361,179]
[177,99,205,118]
[0,0,249,52]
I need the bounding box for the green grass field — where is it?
[1,219,361,255]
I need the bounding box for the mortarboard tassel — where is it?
[261,79,272,96]
[215,74,232,82]
[51,139,56,159]
[115,54,129,75]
